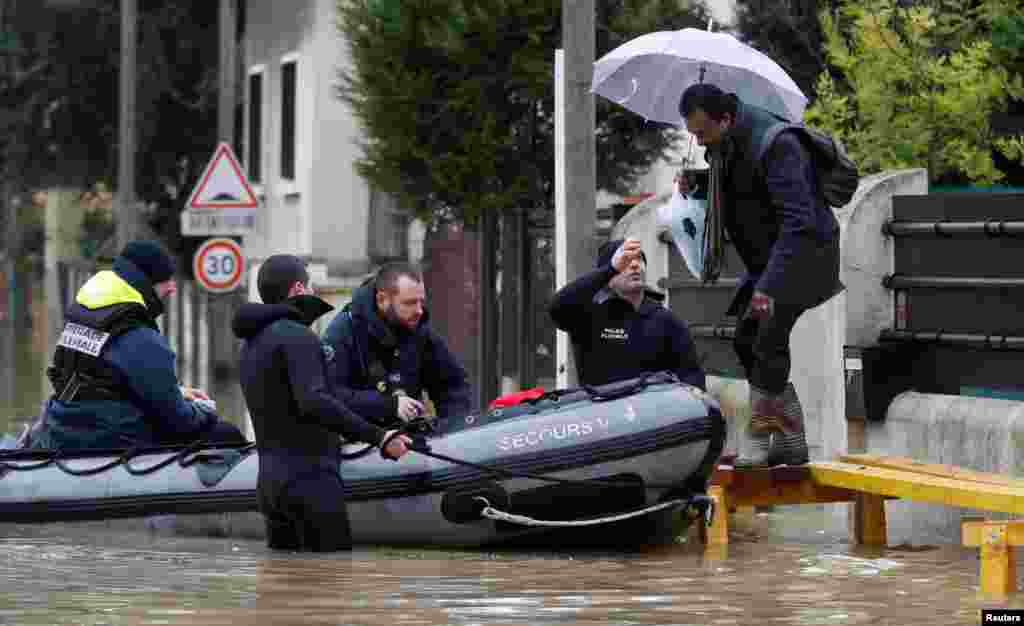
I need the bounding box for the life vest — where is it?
[46,271,158,403]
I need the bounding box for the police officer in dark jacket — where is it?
[322,262,471,426]
[678,83,844,468]
[33,240,244,450]
[548,237,706,391]
[234,254,411,552]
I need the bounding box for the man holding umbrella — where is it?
[676,84,843,468]
[592,27,846,468]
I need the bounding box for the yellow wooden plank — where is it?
[809,461,1024,515]
[729,480,861,507]
[840,454,1024,489]
[962,520,1024,547]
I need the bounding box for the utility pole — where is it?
[555,0,595,388]
[115,0,141,250]
[0,0,19,417]
[209,0,245,422]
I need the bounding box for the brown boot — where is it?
[733,383,809,469]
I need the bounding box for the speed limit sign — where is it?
[193,237,245,293]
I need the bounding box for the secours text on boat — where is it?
[0,372,726,547]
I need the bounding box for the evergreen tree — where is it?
[733,0,842,101]
[806,0,1024,185]
[338,0,712,224]
[1,1,219,255]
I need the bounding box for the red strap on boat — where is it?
[487,387,545,411]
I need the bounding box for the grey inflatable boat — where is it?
[0,373,725,547]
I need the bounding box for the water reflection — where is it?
[0,521,1022,625]
[0,302,46,438]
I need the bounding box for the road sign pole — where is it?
[208,0,246,427]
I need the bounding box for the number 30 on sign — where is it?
[193,238,245,293]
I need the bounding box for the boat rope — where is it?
[0,441,256,477]
[475,496,689,527]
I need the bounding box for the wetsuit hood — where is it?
[233,295,334,339]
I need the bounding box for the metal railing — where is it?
[883,275,1024,290]
[883,220,1024,237]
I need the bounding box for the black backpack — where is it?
[757,123,860,208]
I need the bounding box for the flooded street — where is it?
[1,310,1020,626]
[0,513,1019,625]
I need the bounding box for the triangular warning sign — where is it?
[186,142,259,210]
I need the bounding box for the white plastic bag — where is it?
[657,190,707,280]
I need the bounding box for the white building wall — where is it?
[243,0,320,260]
[243,0,373,272]
[309,0,372,269]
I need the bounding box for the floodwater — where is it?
[2,293,1021,625]
[0,512,1020,625]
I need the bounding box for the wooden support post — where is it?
[981,526,1018,596]
[962,518,1024,596]
[704,485,729,548]
[853,493,887,546]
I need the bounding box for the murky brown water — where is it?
[2,289,1021,625]
[0,514,1020,626]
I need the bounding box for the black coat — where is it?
[322,283,472,424]
[233,295,386,467]
[548,266,706,391]
[718,102,844,315]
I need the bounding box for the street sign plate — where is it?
[193,237,245,293]
[181,210,257,237]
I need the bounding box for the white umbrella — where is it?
[592,28,808,124]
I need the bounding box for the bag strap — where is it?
[754,122,831,206]
[754,122,798,174]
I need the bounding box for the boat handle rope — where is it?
[0,441,257,477]
[474,494,715,528]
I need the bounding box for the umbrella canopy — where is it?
[592,28,808,124]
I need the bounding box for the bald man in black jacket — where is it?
[549,238,706,391]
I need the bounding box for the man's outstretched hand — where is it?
[381,430,413,460]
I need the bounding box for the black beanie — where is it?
[596,239,647,269]
[119,240,176,284]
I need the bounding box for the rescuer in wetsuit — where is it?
[233,254,411,551]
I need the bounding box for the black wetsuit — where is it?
[233,295,387,551]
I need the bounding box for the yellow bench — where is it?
[701,454,1024,596]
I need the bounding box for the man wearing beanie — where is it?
[548,237,706,391]
[31,240,245,450]
[234,254,410,551]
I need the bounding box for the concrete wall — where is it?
[243,0,317,260]
[838,169,927,347]
[867,392,1024,544]
[309,0,372,271]
[244,0,373,271]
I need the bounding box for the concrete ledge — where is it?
[866,391,1024,544]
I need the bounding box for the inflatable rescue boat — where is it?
[0,373,725,547]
